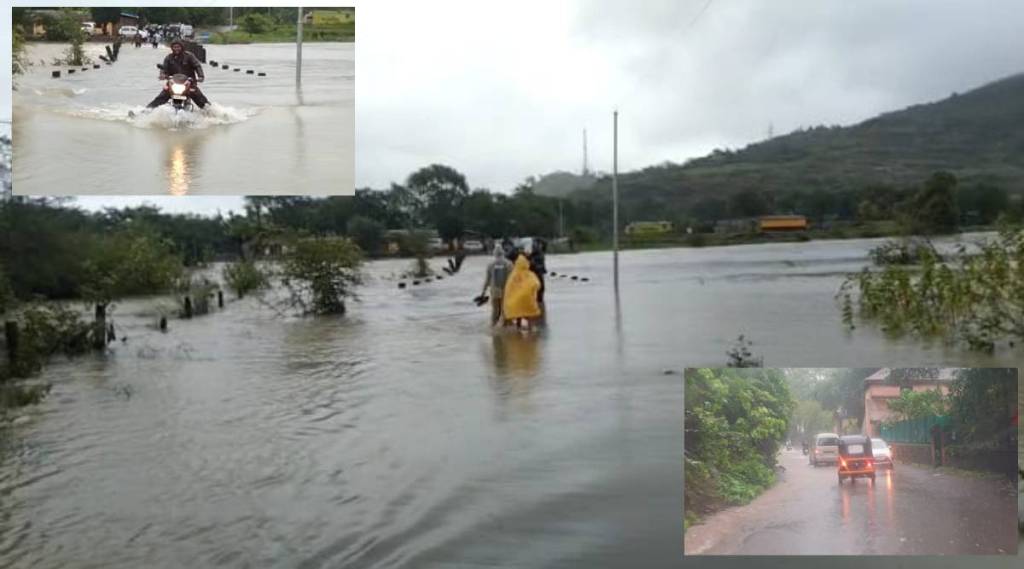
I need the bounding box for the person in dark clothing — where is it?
[529,239,547,304]
[146,40,209,109]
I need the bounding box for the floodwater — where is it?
[686,448,1018,555]
[11,42,353,196]
[0,236,1020,568]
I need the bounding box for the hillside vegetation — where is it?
[557,73,1024,225]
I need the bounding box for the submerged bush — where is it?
[2,304,92,380]
[839,228,1024,351]
[222,260,270,298]
[868,238,941,266]
[281,238,363,315]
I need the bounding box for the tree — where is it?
[80,229,183,348]
[280,238,362,315]
[885,388,949,422]
[238,12,275,34]
[346,215,385,255]
[947,368,1016,446]
[690,197,727,221]
[910,172,959,235]
[728,189,771,217]
[959,184,1009,225]
[407,164,470,241]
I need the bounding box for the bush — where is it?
[281,238,363,315]
[222,260,269,298]
[868,238,941,266]
[238,12,275,34]
[2,304,92,380]
[347,216,385,255]
[840,228,1024,351]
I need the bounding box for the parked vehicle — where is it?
[118,26,140,37]
[81,22,99,35]
[838,434,876,484]
[871,438,894,469]
[809,432,840,466]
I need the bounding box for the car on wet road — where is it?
[809,432,839,466]
[871,437,894,469]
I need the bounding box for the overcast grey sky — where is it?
[6,0,1024,215]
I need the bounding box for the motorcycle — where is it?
[157,64,197,112]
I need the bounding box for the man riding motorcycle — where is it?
[146,39,209,109]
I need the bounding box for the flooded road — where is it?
[685,448,1018,555]
[0,237,1020,568]
[12,42,353,196]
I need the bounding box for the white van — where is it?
[809,432,840,466]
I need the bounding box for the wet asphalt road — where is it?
[686,448,1017,555]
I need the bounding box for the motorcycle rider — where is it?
[146,39,209,109]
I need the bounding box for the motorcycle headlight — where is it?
[170,83,187,95]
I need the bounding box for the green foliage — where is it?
[40,10,87,42]
[885,388,950,422]
[0,264,14,315]
[238,12,274,34]
[909,172,960,235]
[346,215,386,255]
[868,238,940,266]
[2,304,92,380]
[791,399,835,443]
[80,229,183,308]
[407,164,470,242]
[947,369,1017,446]
[684,368,794,514]
[12,25,27,76]
[1,383,52,408]
[574,73,1024,227]
[222,261,269,299]
[840,228,1024,350]
[280,238,363,315]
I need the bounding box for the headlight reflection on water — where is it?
[168,145,190,195]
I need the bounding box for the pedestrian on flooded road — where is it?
[480,245,513,327]
[529,238,547,305]
[503,254,543,331]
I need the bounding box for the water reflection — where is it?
[491,331,542,380]
[489,331,542,416]
[167,144,190,195]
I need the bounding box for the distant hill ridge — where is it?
[535,72,1024,220]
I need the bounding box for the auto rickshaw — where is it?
[837,434,876,485]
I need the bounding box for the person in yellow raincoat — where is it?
[503,254,542,329]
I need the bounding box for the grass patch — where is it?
[208,24,354,44]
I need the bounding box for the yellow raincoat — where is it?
[502,255,542,320]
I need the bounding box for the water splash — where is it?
[67,102,258,130]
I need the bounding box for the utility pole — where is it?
[612,111,619,293]
[582,128,589,176]
[296,7,303,89]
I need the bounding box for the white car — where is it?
[118,26,147,38]
[463,240,483,252]
[81,22,98,35]
[871,438,894,469]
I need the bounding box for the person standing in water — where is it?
[503,254,543,331]
[481,245,512,327]
[529,238,547,305]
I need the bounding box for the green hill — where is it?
[572,72,1024,223]
[532,170,599,198]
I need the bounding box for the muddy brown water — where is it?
[1,236,1020,567]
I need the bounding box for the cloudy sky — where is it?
[5,0,1024,215]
